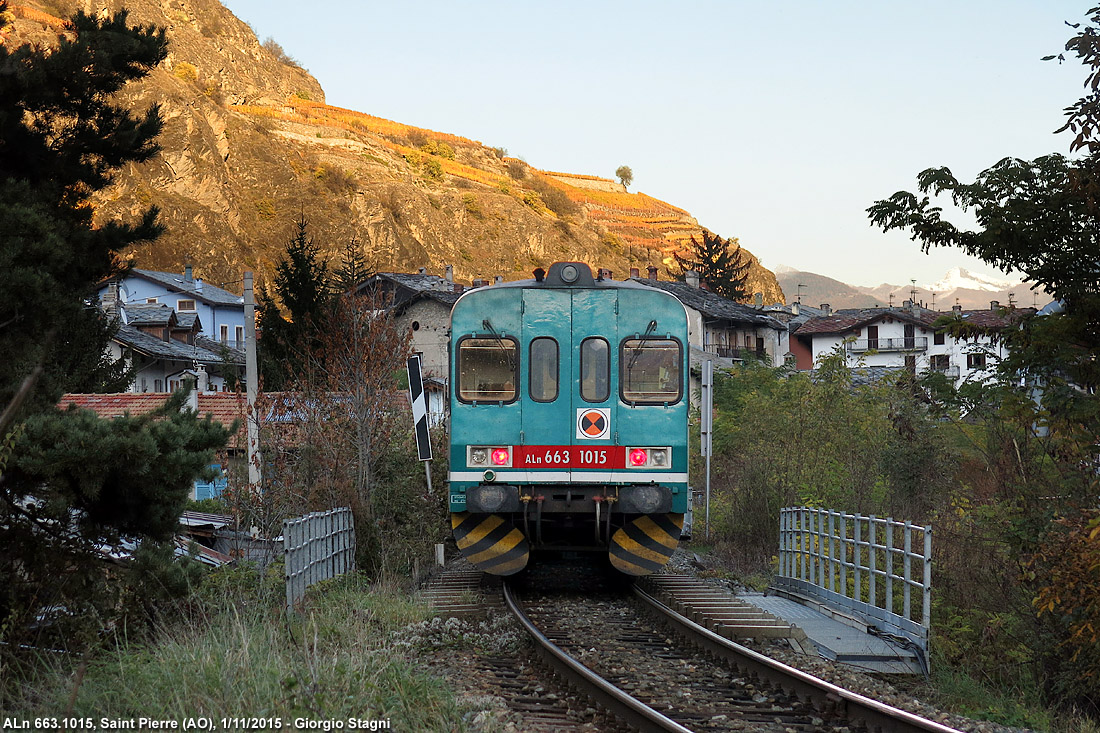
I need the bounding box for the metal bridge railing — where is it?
[775,507,931,667]
[284,507,355,610]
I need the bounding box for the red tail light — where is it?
[629,448,648,466]
[491,448,511,466]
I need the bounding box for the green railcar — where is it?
[448,262,690,575]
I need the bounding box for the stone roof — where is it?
[128,268,244,306]
[364,272,468,309]
[795,306,1033,336]
[631,278,786,330]
[115,324,242,365]
[124,303,177,327]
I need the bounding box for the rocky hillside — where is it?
[4,0,783,302]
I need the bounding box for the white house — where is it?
[792,301,1034,385]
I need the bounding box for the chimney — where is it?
[102,281,120,318]
[197,364,209,393]
[184,376,199,413]
[494,275,503,285]
[630,267,640,279]
[453,282,463,294]
[647,265,658,280]
[791,302,800,316]
[184,264,193,281]
[902,299,912,309]
[445,265,454,282]
[195,278,203,293]
[598,268,613,280]
[753,292,763,308]
[418,266,427,275]
[952,304,963,314]
[472,278,485,288]
[821,303,832,315]
[686,270,700,288]
[990,300,1000,311]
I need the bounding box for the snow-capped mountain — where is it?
[925,267,1019,293]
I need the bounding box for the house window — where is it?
[967,353,987,370]
[220,325,228,343]
[154,379,163,392]
[177,299,196,311]
[235,326,244,345]
[930,354,950,372]
[456,337,518,402]
[934,332,945,346]
[146,297,158,304]
[867,325,879,350]
[140,377,147,392]
[620,338,681,404]
[756,336,765,358]
[904,355,917,374]
[529,337,558,402]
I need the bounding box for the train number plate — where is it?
[514,446,625,469]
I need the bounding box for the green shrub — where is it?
[173,62,198,82]
[462,193,483,219]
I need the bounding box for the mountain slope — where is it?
[774,268,885,308]
[4,0,783,302]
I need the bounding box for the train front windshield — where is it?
[621,339,681,403]
[457,338,517,402]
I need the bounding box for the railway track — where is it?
[502,568,964,733]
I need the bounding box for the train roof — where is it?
[461,262,660,293]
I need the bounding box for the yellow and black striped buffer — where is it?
[451,512,529,576]
[609,513,684,576]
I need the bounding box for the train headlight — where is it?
[626,447,672,468]
[469,447,488,466]
[491,447,511,466]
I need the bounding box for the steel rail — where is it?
[502,582,693,733]
[633,585,963,733]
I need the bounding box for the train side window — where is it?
[457,337,518,403]
[529,337,559,402]
[579,337,609,402]
[620,338,682,404]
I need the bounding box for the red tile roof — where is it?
[61,392,249,448]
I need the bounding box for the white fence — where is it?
[775,507,931,667]
[284,507,355,610]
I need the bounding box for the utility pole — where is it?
[244,272,262,490]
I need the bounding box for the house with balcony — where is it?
[98,265,247,351]
[630,268,788,366]
[102,301,245,393]
[791,301,1033,385]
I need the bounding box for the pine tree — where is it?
[671,229,751,301]
[257,216,332,389]
[0,4,231,660]
[332,236,374,294]
[0,4,165,418]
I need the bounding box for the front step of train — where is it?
[451,511,684,576]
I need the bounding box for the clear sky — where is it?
[220,0,1087,288]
